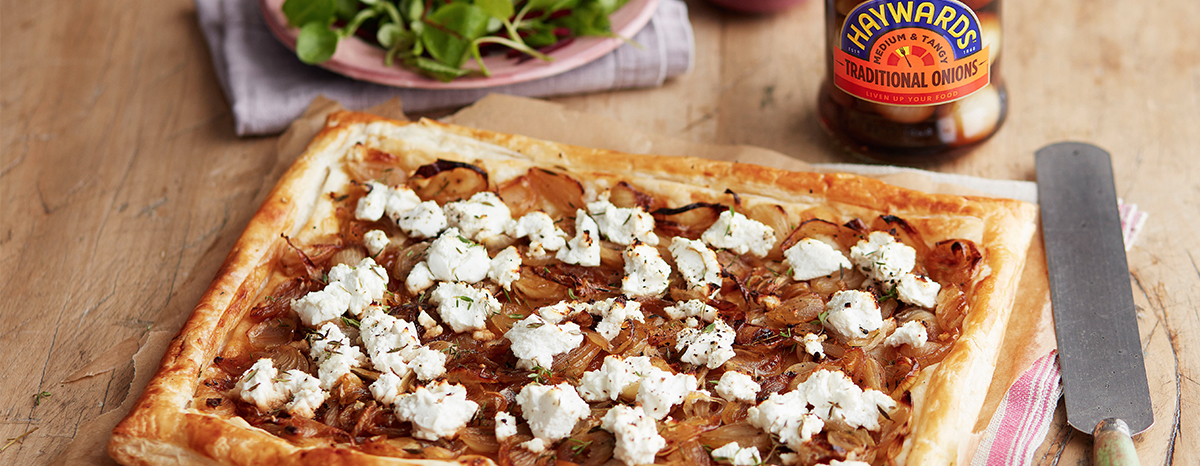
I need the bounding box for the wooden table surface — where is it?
[2,0,1196,464]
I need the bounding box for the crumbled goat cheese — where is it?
[517,383,592,444]
[536,300,587,324]
[897,273,941,308]
[850,231,916,283]
[233,359,287,411]
[620,241,671,297]
[488,246,522,290]
[392,381,479,440]
[423,228,491,283]
[309,322,367,390]
[520,438,547,453]
[327,258,389,318]
[588,297,645,341]
[784,238,851,281]
[600,405,666,466]
[359,308,422,376]
[576,355,655,402]
[675,319,737,369]
[408,346,448,381]
[405,262,436,295]
[668,237,723,297]
[291,257,388,325]
[637,368,699,419]
[383,184,423,221]
[701,210,777,257]
[279,370,326,418]
[509,211,568,256]
[504,314,584,369]
[799,369,897,431]
[714,371,761,402]
[363,229,390,256]
[354,181,390,221]
[443,192,514,241]
[396,200,449,239]
[291,281,352,327]
[369,372,405,406]
[429,282,501,334]
[416,310,442,338]
[556,210,601,267]
[803,333,826,359]
[233,359,328,418]
[495,411,518,442]
[824,290,883,339]
[663,299,718,323]
[710,442,762,466]
[587,198,659,246]
[885,320,929,348]
[747,390,826,450]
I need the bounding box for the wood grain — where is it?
[1,0,1197,465]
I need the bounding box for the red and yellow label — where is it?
[835,0,989,106]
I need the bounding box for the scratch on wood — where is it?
[1130,273,1181,466]
[138,197,168,218]
[682,112,715,132]
[760,85,776,109]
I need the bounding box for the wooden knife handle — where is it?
[1093,418,1139,466]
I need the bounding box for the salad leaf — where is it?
[282,0,336,28]
[477,0,515,21]
[407,56,472,82]
[422,3,491,68]
[296,22,340,64]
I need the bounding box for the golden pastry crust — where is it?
[109,111,1037,466]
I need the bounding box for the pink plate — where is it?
[260,0,659,89]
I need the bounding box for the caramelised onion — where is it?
[742,203,790,259]
[392,242,429,284]
[660,418,717,456]
[809,276,847,300]
[698,422,772,455]
[836,348,885,391]
[512,269,570,305]
[896,309,942,336]
[874,215,930,258]
[925,239,982,286]
[827,428,874,455]
[498,168,585,219]
[934,284,969,337]
[344,144,407,186]
[553,430,615,466]
[652,202,724,239]
[781,217,862,251]
[253,342,312,374]
[608,181,655,209]
[409,159,490,204]
[784,362,821,392]
[250,278,308,319]
[247,317,299,349]
[553,336,603,379]
[723,348,785,378]
[330,246,367,269]
[681,391,726,424]
[766,292,825,326]
[459,427,501,453]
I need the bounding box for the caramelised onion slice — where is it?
[607,181,655,209]
[409,159,490,204]
[765,291,825,326]
[251,342,312,374]
[344,144,407,186]
[781,217,863,251]
[459,427,501,454]
[246,317,297,350]
[497,167,585,219]
[652,202,724,239]
[698,422,772,454]
[925,239,983,285]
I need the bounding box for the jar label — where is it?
[834,0,989,106]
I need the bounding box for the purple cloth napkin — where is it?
[196,0,694,136]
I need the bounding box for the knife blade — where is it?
[1035,142,1153,465]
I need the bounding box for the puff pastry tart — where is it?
[109,112,1037,466]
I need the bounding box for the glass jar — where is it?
[819,0,1005,163]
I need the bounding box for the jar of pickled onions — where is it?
[819,0,1004,162]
